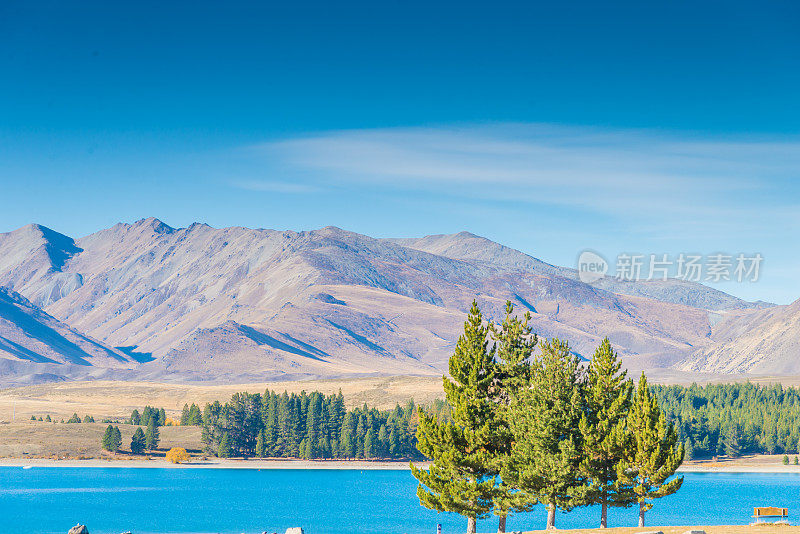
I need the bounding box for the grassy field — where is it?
[0,421,202,459]
[0,375,444,423]
[0,376,442,459]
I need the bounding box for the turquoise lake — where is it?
[1,468,797,534]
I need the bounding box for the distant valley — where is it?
[0,218,794,386]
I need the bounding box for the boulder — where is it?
[285,529,304,534]
[68,526,89,534]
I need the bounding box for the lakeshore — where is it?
[2,454,800,472]
[0,457,415,469]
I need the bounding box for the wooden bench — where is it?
[753,507,789,524]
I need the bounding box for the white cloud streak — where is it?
[231,180,323,194]
[239,123,800,232]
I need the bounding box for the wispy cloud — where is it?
[220,124,800,303]
[245,124,800,224]
[230,180,323,194]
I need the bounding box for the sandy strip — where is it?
[2,457,800,473]
[0,457,418,469]
[678,464,800,474]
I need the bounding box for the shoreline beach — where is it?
[2,456,800,472]
[0,457,417,469]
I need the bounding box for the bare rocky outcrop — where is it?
[67,525,88,534]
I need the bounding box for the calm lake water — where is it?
[0,468,797,534]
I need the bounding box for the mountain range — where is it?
[0,218,795,386]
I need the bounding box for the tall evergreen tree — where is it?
[101,425,116,451]
[724,426,742,458]
[364,427,376,458]
[377,424,389,458]
[141,406,153,426]
[340,411,357,458]
[256,430,267,458]
[187,403,203,425]
[490,302,537,533]
[684,439,694,461]
[218,432,232,458]
[575,338,635,528]
[131,427,146,454]
[145,420,160,450]
[618,374,684,527]
[181,403,191,425]
[112,426,122,451]
[502,338,585,530]
[411,301,498,534]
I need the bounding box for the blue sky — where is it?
[1,1,798,303]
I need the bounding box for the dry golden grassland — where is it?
[0,376,443,459]
[0,375,444,422]
[0,421,202,459]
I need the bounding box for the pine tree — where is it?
[131,427,146,454]
[45,415,51,422]
[145,420,160,450]
[256,430,267,458]
[575,338,635,528]
[218,432,232,458]
[684,439,694,461]
[181,404,191,425]
[340,412,356,458]
[364,428,375,459]
[130,409,141,425]
[188,403,203,426]
[377,424,389,458]
[411,301,498,534]
[502,338,585,530]
[490,302,537,533]
[724,426,742,458]
[101,425,115,451]
[141,406,153,426]
[112,426,122,452]
[618,374,684,527]
[355,414,366,458]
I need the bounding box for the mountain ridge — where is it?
[0,218,788,385]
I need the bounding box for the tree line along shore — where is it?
[23,380,800,465]
[16,302,800,534]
